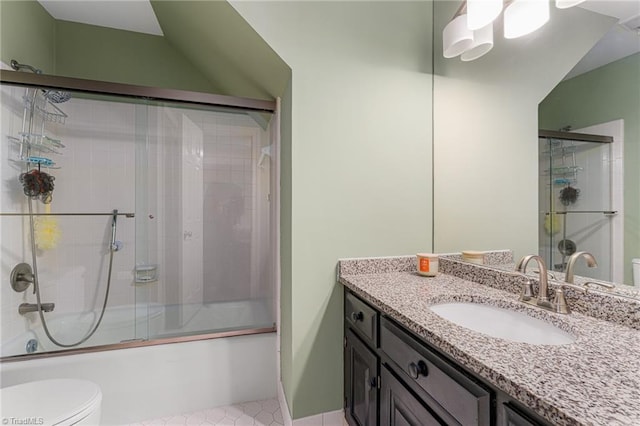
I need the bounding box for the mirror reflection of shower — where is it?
[538,123,624,284]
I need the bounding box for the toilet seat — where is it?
[0,379,102,425]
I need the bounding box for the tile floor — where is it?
[128,398,284,426]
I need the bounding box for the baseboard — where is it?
[277,381,293,426]
[277,381,345,425]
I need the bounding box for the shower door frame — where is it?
[0,70,279,362]
[538,128,620,282]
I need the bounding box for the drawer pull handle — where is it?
[408,360,429,379]
[350,311,364,322]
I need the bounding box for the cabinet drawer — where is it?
[381,318,491,426]
[345,292,378,347]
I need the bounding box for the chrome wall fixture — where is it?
[443,0,587,61]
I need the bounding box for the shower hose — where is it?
[27,199,118,348]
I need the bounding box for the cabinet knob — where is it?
[369,376,378,388]
[408,360,429,379]
[350,311,364,322]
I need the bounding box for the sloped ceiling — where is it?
[35,0,290,101]
[38,0,163,36]
[150,1,290,101]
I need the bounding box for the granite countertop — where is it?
[339,257,640,426]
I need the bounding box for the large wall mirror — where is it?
[539,2,639,286]
[433,1,639,292]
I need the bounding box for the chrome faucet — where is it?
[515,254,589,314]
[515,255,553,308]
[18,303,55,315]
[565,251,598,284]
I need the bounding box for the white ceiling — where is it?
[37,0,163,36]
[568,0,640,79]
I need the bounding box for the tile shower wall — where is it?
[143,108,273,307]
[1,86,137,346]
[1,86,274,351]
[130,104,274,333]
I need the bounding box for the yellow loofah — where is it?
[544,213,561,235]
[35,204,60,250]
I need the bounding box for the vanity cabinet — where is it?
[380,365,443,425]
[345,328,378,426]
[344,292,380,426]
[380,317,491,426]
[344,289,551,426]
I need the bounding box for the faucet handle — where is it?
[553,288,571,314]
[552,282,587,314]
[584,280,615,290]
[561,282,588,294]
[519,279,534,301]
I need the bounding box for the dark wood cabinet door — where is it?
[502,403,546,426]
[380,366,444,426]
[345,329,378,426]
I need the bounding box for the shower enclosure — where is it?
[538,129,621,283]
[1,70,277,359]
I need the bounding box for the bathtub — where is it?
[0,299,277,424]
[2,299,273,357]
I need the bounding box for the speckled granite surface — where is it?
[439,257,640,330]
[339,256,640,426]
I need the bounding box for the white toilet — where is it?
[633,258,640,288]
[0,379,102,425]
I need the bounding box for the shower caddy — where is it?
[8,88,67,170]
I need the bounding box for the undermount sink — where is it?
[429,302,576,345]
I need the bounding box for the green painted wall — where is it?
[54,20,218,93]
[539,53,640,284]
[150,1,290,100]
[1,1,289,99]
[231,1,433,419]
[0,0,55,73]
[280,75,293,410]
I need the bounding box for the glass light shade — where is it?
[443,14,474,58]
[461,23,494,61]
[556,0,586,9]
[504,0,550,39]
[467,0,503,31]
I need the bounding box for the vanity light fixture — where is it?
[504,0,550,39]
[555,0,586,9]
[443,14,474,58]
[461,22,494,61]
[467,0,503,30]
[443,0,584,61]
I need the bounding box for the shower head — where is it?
[10,59,41,74]
[43,90,72,103]
[10,60,71,103]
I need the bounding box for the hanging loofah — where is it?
[34,203,60,250]
[559,185,580,206]
[544,212,561,235]
[19,169,55,203]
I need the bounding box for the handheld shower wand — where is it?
[110,209,122,252]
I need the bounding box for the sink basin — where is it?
[429,302,576,345]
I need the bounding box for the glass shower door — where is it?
[539,135,615,281]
